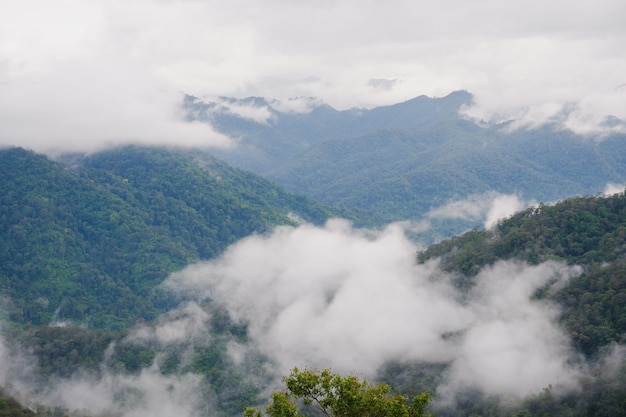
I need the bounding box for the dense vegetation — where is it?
[189,91,471,175]
[0,388,35,417]
[0,146,338,329]
[418,193,626,357]
[191,92,626,228]
[268,126,626,226]
[245,368,433,417]
[1,144,625,416]
[413,193,626,417]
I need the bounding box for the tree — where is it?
[244,367,432,417]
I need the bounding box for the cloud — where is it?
[438,261,583,400]
[0,218,617,413]
[369,78,398,92]
[165,220,584,399]
[127,302,212,346]
[603,182,626,195]
[426,192,535,229]
[0,54,232,154]
[0,314,211,417]
[0,322,37,401]
[2,0,626,152]
[268,96,325,114]
[44,368,204,417]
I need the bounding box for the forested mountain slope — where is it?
[268,125,626,223]
[188,91,472,175]
[1,181,625,416]
[397,192,626,417]
[0,146,337,329]
[418,193,626,357]
[189,91,626,226]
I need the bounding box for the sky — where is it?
[2,0,626,152]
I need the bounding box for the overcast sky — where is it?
[2,0,626,152]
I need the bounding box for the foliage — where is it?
[0,388,36,417]
[244,367,433,417]
[0,146,339,329]
[194,91,626,229]
[418,193,626,356]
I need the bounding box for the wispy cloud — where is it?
[426,192,535,229]
[603,182,626,195]
[165,220,585,399]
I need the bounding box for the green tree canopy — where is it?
[245,367,432,417]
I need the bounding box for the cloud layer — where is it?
[165,220,584,398]
[2,0,626,152]
[1,216,623,414]
[426,192,535,229]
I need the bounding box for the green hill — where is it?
[418,193,626,358]
[0,146,337,329]
[2,146,625,417]
[268,125,626,225]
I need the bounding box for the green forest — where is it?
[0,146,338,329]
[0,146,625,417]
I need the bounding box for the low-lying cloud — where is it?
[1,217,623,414]
[603,182,626,196]
[165,219,583,398]
[426,192,535,229]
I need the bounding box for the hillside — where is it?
[1,145,625,417]
[0,190,624,416]
[418,193,626,358]
[187,91,472,175]
[267,125,626,224]
[188,92,626,227]
[0,146,338,329]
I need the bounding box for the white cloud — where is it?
[127,302,212,345]
[0,53,231,154]
[268,96,325,114]
[45,368,204,417]
[165,220,584,398]
[438,261,583,399]
[603,182,626,195]
[220,102,274,124]
[2,0,626,152]
[426,192,535,229]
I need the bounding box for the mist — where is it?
[0,213,623,414]
[165,219,585,400]
[425,192,535,229]
[3,0,626,154]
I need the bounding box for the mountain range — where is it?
[0,146,338,329]
[0,90,625,417]
[190,91,626,228]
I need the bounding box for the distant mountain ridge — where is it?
[186,90,473,174]
[187,91,626,229]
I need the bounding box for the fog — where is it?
[426,192,535,229]
[1,192,624,414]
[165,220,584,399]
[3,0,626,153]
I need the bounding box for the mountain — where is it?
[418,193,626,356]
[0,146,339,329]
[2,191,625,417]
[186,90,473,175]
[268,124,626,223]
[413,193,626,416]
[188,92,626,229]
